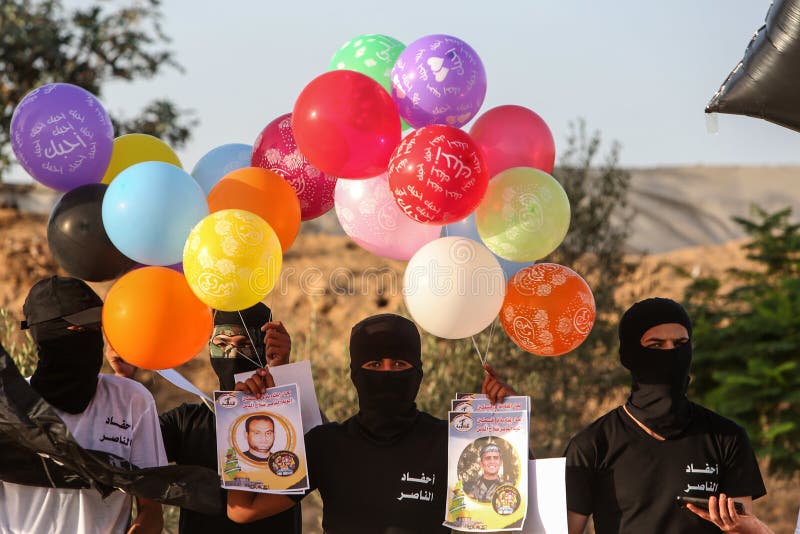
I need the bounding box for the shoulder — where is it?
[159,402,209,426]
[98,374,154,401]
[690,403,749,437]
[306,420,348,441]
[568,407,621,446]
[416,411,448,430]
[689,403,753,447]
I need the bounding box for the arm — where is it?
[687,494,773,534]
[227,489,296,523]
[128,497,163,534]
[105,342,138,379]
[481,364,517,404]
[567,511,589,534]
[262,321,291,366]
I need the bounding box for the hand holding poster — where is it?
[444,406,530,532]
[214,385,309,494]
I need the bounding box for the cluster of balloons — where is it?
[12,30,598,363]
[296,32,593,354]
[11,84,303,370]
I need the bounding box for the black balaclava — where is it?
[619,297,693,438]
[210,303,270,391]
[24,277,105,414]
[349,314,423,445]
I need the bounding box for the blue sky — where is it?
[65,0,800,171]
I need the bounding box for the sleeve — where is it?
[158,405,185,464]
[718,425,767,500]
[563,437,596,516]
[130,393,169,469]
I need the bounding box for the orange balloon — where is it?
[207,167,301,252]
[102,266,213,370]
[500,263,595,357]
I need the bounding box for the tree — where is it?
[684,206,800,476]
[0,0,196,181]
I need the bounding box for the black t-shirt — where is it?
[564,403,766,534]
[159,403,301,534]
[299,411,450,534]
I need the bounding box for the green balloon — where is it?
[329,34,410,130]
[476,167,571,262]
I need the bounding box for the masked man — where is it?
[0,276,166,533]
[108,303,301,534]
[564,298,766,534]
[228,313,516,534]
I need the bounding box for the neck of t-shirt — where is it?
[622,404,666,441]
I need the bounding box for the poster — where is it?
[214,385,309,494]
[452,396,529,414]
[444,409,530,532]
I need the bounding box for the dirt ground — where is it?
[1,208,797,532]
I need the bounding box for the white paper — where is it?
[157,369,212,403]
[521,458,568,534]
[235,360,323,432]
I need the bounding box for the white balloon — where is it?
[403,237,506,339]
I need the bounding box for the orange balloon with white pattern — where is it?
[500,263,595,357]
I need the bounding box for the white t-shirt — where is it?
[0,374,168,534]
[794,507,800,534]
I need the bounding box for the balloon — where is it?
[388,125,488,224]
[476,167,570,262]
[103,266,213,370]
[183,209,283,312]
[444,214,534,281]
[47,184,135,281]
[292,70,401,178]
[329,33,410,130]
[501,263,595,356]
[391,34,487,129]
[102,134,182,184]
[335,174,441,260]
[403,237,505,339]
[252,114,337,220]
[10,83,113,191]
[207,167,301,252]
[469,105,556,177]
[192,143,252,195]
[102,161,208,266]
[706,0,800,132]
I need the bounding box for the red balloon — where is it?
[292,71,401,179]
[388,125,488,225]
[252,113,337,221]
[469,105,555,177]
[500,263,595,357]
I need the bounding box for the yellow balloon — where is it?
[183,209,282,311]
[102,134,182,184]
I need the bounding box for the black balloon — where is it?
[47,183,135,281]
[707,0,800,132]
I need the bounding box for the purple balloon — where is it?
[11,83,114,191]
[391,34,487,129]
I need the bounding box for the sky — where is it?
[49,0,800,174]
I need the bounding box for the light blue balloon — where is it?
[191,143,253,195]
[444,214,534,281]
[103,161,209,266]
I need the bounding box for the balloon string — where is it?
[484,319,497,364]
[238,310,265,368]
[471,335,485,367]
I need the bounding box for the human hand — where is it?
[234,368,275,398]
[105,343,138,379]
[687,494,772,534]
[481,364,517,404]
[261,321,291,367]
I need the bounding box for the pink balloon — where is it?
[252,113,337,220]
[335,174,442,260]
[469,105,556,177]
